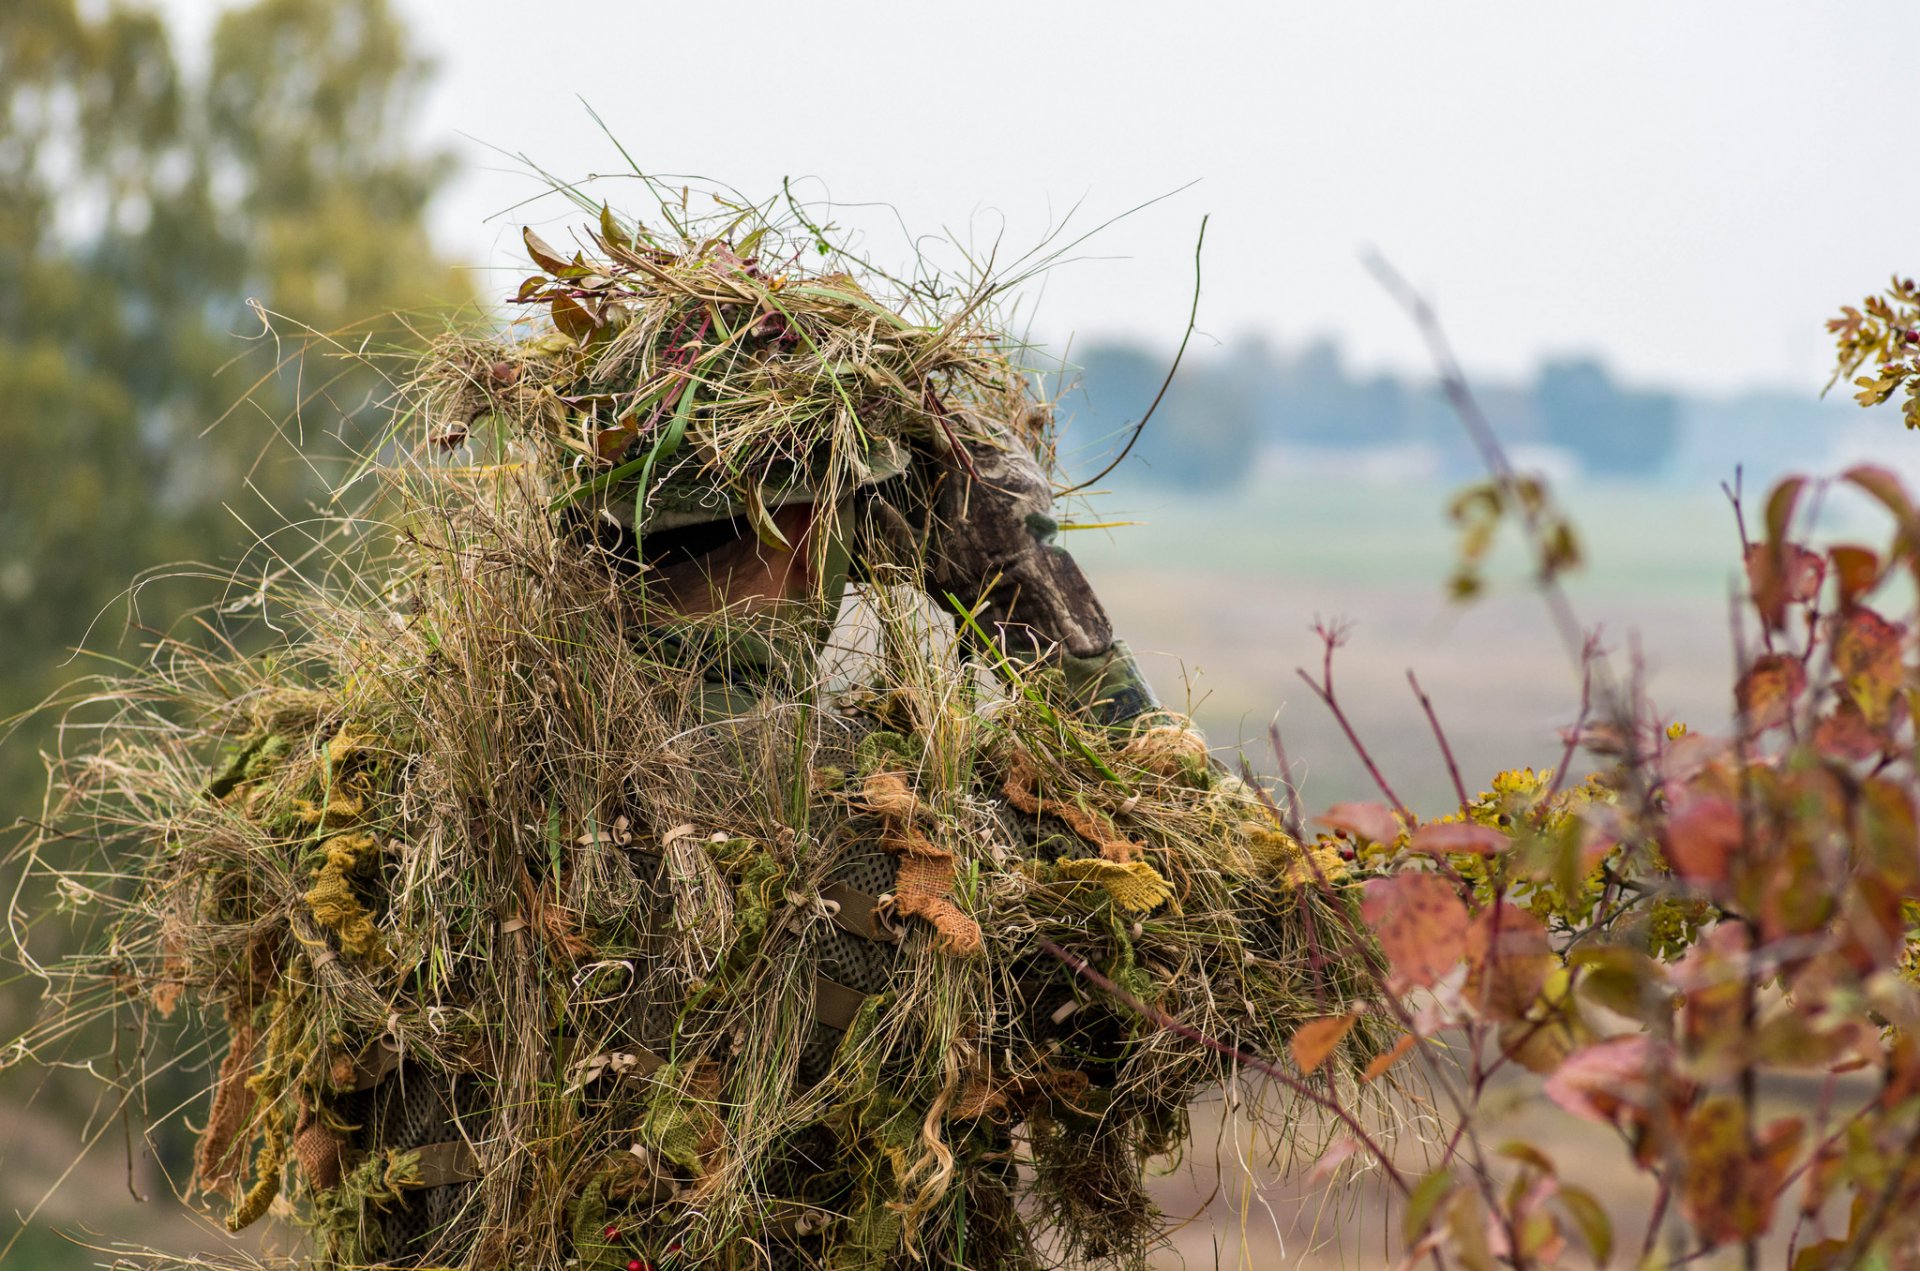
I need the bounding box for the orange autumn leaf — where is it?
[1361,1033,1417,1084]
[1661,796,1744,887]
[1289,1013,1358,1075]
[1736,653,1806,733]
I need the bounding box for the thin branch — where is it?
[1266,720,1306,840]
[1406,670,1468,811]
[1364,251,1588,670]
[1296,622,1410,819]
[1059,215,1208,495]
[1545,633,1601,799]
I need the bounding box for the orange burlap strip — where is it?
[292,1094,347,1191]
[859,773,982,956]
[195,1012,261,1196]
[1002,750,1141,862]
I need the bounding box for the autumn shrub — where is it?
[1255,275,1920,1269]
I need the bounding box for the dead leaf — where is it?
[1361,1032,1417,1084]
[1290,1013,1358,1075]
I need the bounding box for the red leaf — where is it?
[1813,698,1882,762]
[1316,802,1402,845]
[1543,1036,1659,1125]
[1679,1098,1802,1248]
[1360,873,1470,989]
[1409,822,1510,858]
[1661,796,1744,886]
[1735,653,1806,732]
[1744,542,1824,629]
[1830,605,1907,725]
[1842,463,1915,523]
[1829,544,1881,607]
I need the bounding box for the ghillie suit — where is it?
[19,194,1377,1270]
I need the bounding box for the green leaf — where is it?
[1555,1184,1613,1265]
[598,202,630,252]
[1402,1167,1454,1243]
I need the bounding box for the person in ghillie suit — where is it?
[19,190,1373,1271]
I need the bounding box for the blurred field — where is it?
[1077,475,1757,814]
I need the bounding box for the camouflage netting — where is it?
[12,190,1382,1270]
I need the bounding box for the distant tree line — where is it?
[1052,337,1685,489]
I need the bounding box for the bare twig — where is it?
[1545,633,1601,799]
[1059,216,1208,495]
[1364,251,1587,669]
[1266,720,1306,840]
[1406,670,1468,811]
[1296,621,1411,819]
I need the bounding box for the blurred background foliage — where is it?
[1,0,464,1259]
[0,0,467,804]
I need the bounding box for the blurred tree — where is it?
[1533,356,1679,477]
[0,0,467,806]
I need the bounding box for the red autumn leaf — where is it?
[1679,1098,1802,1248]
[1465,903,1551,1021]
[1661,796,1744,886]
[1543,1035,1660,1126]
[1744,542,1824,630]
[1764,476,1805,546]
[1832,605,1908,718]
[1830,605,1907,725]
[1813,697,1882,763]
[1735,653,1806,732]
[1829,544,1881,607]
[1842,463,1915,523]
[1781,543,1826,602]
[1409,822,1510,858]
[1360,873,1470,989]
[1316,802,1402,845]
[1289,1013,1358,1075]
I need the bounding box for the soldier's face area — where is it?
[641,502,825,617]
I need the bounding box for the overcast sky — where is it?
[161,1,1920,395]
